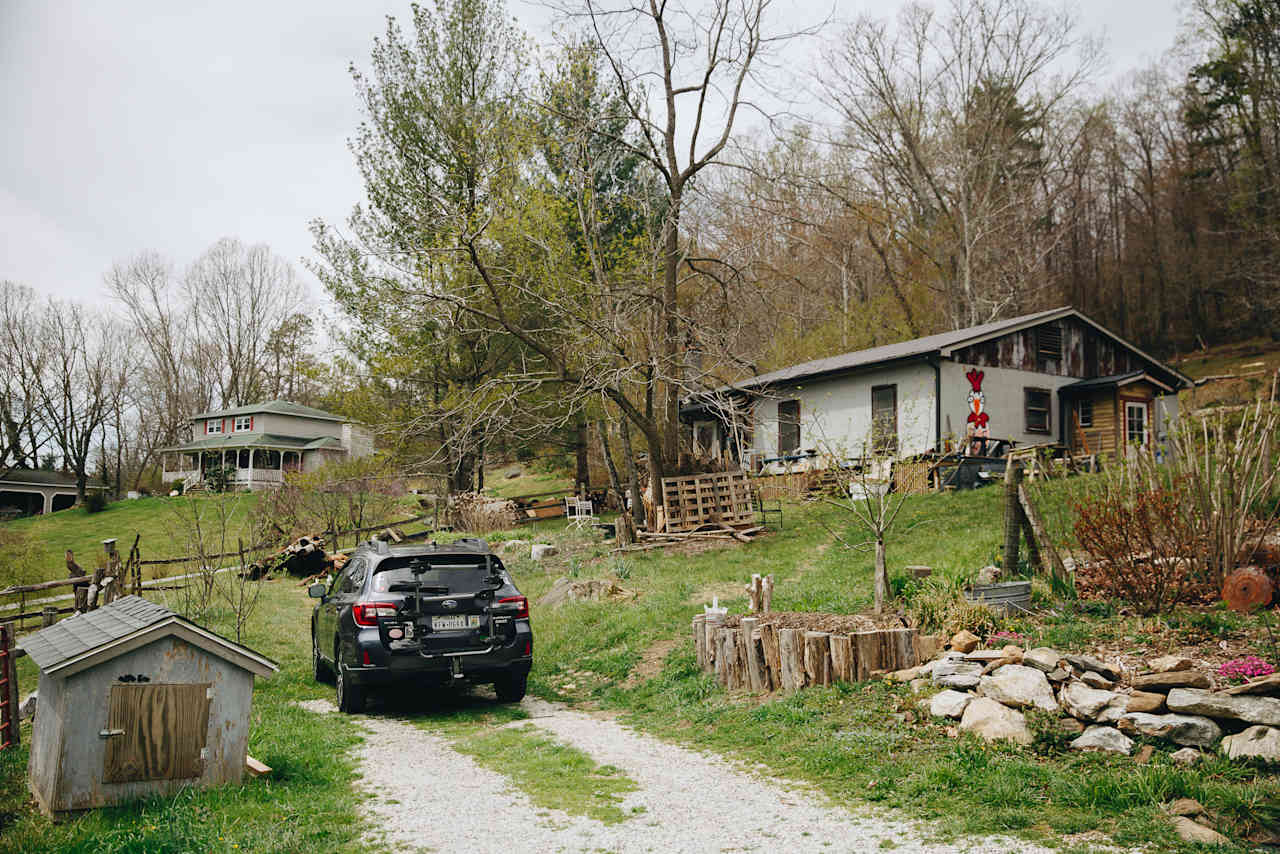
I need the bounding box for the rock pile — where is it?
[920,634,1280,764]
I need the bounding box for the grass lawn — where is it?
[483,463,574,500]
[0,495,260,586]
[0,487,1274,852]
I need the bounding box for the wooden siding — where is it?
[1070,390,1117,455]
[950,316,1147,379]
[104,683,210,783]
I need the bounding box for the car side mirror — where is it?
[308,583,327,599]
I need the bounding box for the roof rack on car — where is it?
[366,537,390,554]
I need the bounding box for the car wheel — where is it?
[336,643,365,714]
[312,633,333,683]
[494,671,527,703]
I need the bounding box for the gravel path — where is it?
[296,696,1062,854]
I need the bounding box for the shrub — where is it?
[203,462,236,494]
[1071,478,1207,615]
[84,491,109,513]
[905,575,1004,636]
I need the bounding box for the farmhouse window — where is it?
[777,399,800,455]
[1024,388,1051,434]
[234,416,252,432]
[205,419,222,435]
[1075,399,1093,428]
[871,384,898,455]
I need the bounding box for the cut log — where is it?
[762,574,774,613]
[713,628,731,687]
[751,629,772,692]
[887,627,918,671]
[758,622,781,689]
[740,617,762,691]
[778,628,805,692]
[804,631,832,686]
[693,615,708,670]
[703,612,725,671]
[734,627,750,690]
[853,631,879,681]
[829,633,854,683]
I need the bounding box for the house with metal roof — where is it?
[158,399,373,490]
[0,469,107,517]
[21,596,277,817]
[684,307,1194,469]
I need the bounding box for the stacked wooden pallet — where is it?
[692,614,918,693]
[661,471,754,533]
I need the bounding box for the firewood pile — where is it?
[246,534,333,580]
[449,492,521,532]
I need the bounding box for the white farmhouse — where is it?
[684,307,1193,470]
[159,400,373,490]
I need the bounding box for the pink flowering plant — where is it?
[988,630,1029,644]
[1217,656,1276,684]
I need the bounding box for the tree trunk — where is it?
[574,416,590,494]
[595,419,626,510]
[618,416,645,528]
[873,536,889,613]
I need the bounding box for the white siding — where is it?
[255,414,344,440]
[938,361,1078,447]
[751,361,937,458]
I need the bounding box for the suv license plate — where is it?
[433,615,482,631]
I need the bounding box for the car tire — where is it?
[494,671,527,703]
[336,643,366,714]
[312,633,333,683]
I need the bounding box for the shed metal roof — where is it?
[1061,371,1175,393]
[721,307,1193,393]
[0,468,107,489]
[19,596,278,679]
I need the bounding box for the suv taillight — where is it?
[499,596,529,619]
[352,602,397,627]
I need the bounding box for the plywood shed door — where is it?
[103,683,211,783]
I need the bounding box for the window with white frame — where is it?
[234,416,252,432]
[206,419,222,435]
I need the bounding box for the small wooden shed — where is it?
[20,596,277,817]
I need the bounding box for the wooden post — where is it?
[0,623,17,749]
[778,628,805,692]
[1018,484,1070,585]
[804,631,832,686]
[740,617,762,692]
[128,534,142,595]
[86,563,105,611]
[693,615,708,670]
[761,574,774,613]
[703,612,725,670]
[758,622,781,689]
[1002,461,1024,577]
[41,606,57,627]
[854,631,880,681]
[734,628,750,690]
[829,633,854,683]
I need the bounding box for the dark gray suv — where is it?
[309,537,532,713]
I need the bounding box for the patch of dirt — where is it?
[725,610,908,633]
[622,637,679,688]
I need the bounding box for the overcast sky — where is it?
[1,0,1185,309]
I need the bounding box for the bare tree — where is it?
[30,300,129,502]
[819,0,1100,328]
[184,237,306,407]
[0,281,51,478]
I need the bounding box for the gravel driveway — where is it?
[296,695,1062,854]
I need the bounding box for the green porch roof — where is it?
[162,434,314,453]
[161,433,347,454]
[191,399,347,422]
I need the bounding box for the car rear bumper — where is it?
[344,622,532,686]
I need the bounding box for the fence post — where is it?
[0,623,17,749]
[1003,460,1024,577]
[42,606,57,627]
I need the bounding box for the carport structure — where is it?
[0,469,105,516]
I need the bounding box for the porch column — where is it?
[247,448,254,484]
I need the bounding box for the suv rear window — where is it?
[369,557,497,593]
